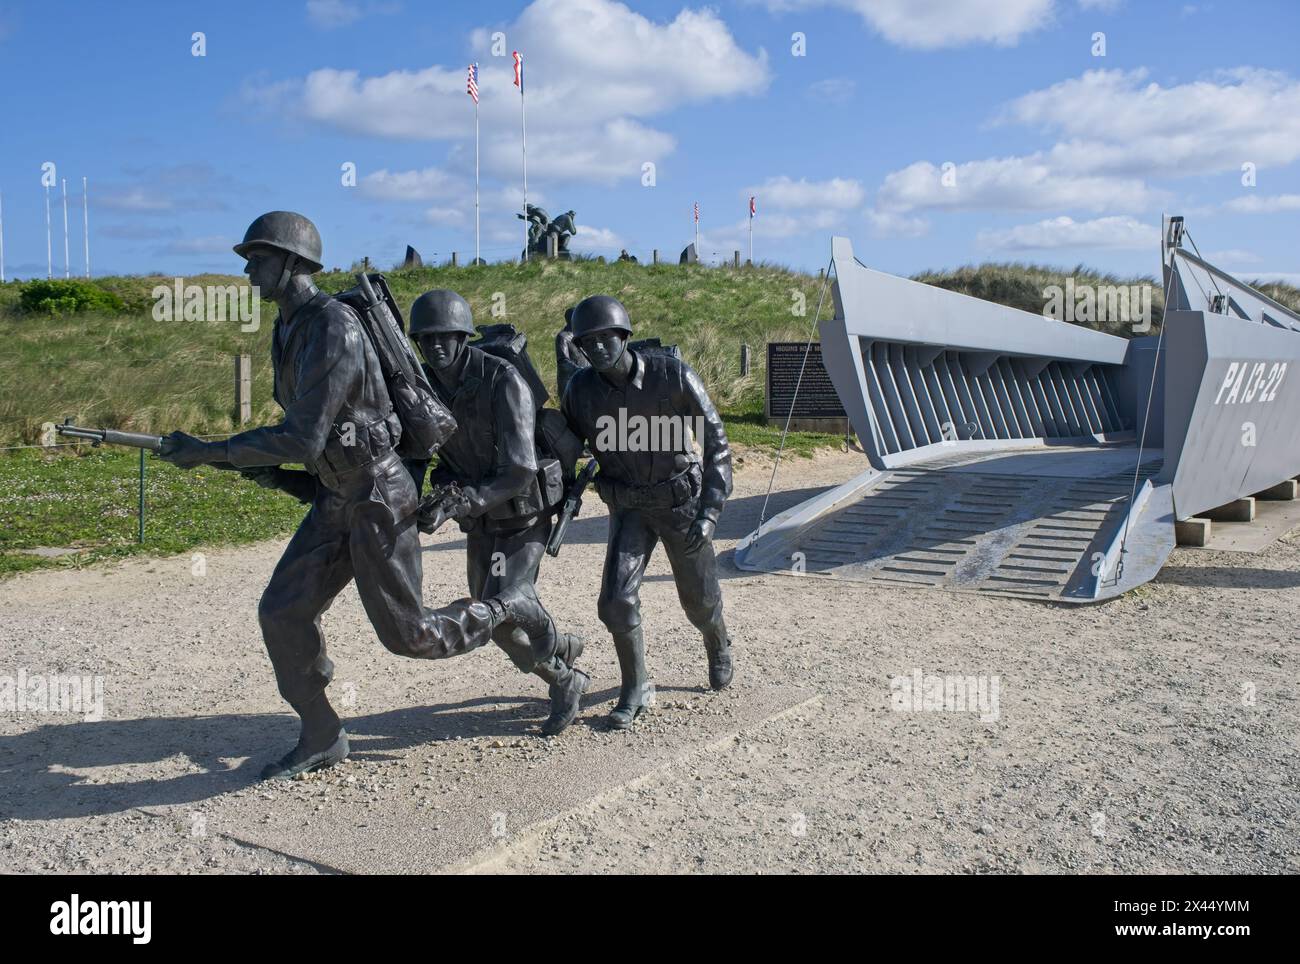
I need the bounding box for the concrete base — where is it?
[766,416,850,435]
[1205,497,1256,523]
[1255,479,1299,501]
[1175,518,1212,547]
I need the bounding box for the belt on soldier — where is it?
[601,462,701,510]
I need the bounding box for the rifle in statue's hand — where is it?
[545,458,599,558]
[55,421,242,472]
[416,481,472,534]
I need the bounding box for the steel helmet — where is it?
[570,295,632,340]
[409,290,476,336]
[232,211,323,272]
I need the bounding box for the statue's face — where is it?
[418,332,468,372]
[242,245,286,295]
[577,330,628,372]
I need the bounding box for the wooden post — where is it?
[363,256,370,272]
[818,267,824,280]
[740,344,751,376]
[652,249,659,265]
[733,250,740,268]
[234,353,252,425]
[451,251,458,267]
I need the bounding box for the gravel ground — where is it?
[1,448,1296,874]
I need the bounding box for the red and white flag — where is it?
[512,50,523,90]
[693,201,699,223]
[466,63,479,104]
[749,196,756,217]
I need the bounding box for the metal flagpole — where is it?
[83,176,90,279]
[515,50,528,262]
[0,190,5,283]
[61,178,70,279]
[44,183,52,279]
[694,202,699,254]
[475,96,480,265]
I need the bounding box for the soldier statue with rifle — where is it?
[136,211,558,780]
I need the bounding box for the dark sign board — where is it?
[766,342,847,419]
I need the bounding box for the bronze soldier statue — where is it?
[405,290,588,735]
[560,295,735,729]
[158,212,555,779]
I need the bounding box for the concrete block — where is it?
[1175,518,1212,547]
[1205,498,1256,523]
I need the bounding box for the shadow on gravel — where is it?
[0,683,702,821]
[1155,566,1300,589]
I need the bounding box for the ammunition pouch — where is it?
[485,457,565,526]
[596,461,701,511]
[309,411,401,491]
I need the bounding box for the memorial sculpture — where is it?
[404,289,589,736]
[518,204,577,259]
[559,295,735,728]
[156,212,560,778]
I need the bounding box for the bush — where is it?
[17,279,124,316]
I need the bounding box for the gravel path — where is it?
[1,449,1296,874]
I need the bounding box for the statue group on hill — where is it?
[518,204,578,259]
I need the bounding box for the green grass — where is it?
[4,257,1297,577]
[0,447,306,577]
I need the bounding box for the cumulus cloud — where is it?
[360,167,464,201]
[755,0,1054,49]
[975,215,1158,251]
[1222,193,1300,214]
[253,0,768,184]
[305,0,400,29]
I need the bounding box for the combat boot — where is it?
[261,694,349,781]
[534,655,590,736]
[607,626,651,730]
[487,581,555,648]
[703,627,734,691]
[555,631,584,668]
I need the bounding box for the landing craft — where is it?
[735,218,1300,602]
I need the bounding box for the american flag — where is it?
[466,63,479,104]
[693,201,699,222]
[512,50,523,90]
[749,196,756,217]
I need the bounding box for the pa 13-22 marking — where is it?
[1214,361,1287,405]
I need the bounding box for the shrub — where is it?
[18,279,125,316]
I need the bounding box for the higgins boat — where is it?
[734,218,1300,602]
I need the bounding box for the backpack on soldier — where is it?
[470,323,578,506]
[335,273,457,460]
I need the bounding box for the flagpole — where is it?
[516,51,528,263]
[474,97,480,265]
[83,176,90,279]
[44,183,52,280]
[0,190,5,283]
[62,178,70,279]
[748,203,753,265]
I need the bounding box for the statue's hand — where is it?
[684,516,716,554]
[159,431,215,469]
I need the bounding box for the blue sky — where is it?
[1,0,1297,281]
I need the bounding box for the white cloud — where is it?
[568,225,627,253]
[867,209,930,239]
[1004,68,1300,179]
[746,176,865,210]
[360,167,464,201]
[1222,193,1300,214]
[756,0,1054,49]
[976,215,1158,251]
[1204,249,1260,264]
[254,0,768,184]
[877,156,1155,214]
[807,78,856,103]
